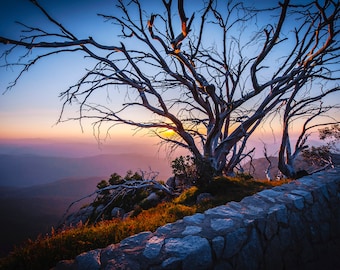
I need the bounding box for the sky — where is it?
[0,0,119,141]
[0,0,192,159]
[0,0,172,143]
[0,0,338,158]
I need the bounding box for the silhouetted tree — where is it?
[278,99,340,178]
[302,124,340,171]
[1,0,339,184]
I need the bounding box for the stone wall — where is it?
[54,168,340,270]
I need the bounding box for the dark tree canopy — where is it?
[1,0,340,181]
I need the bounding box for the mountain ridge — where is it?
[0,153,172,187]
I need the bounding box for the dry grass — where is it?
[0,176,290,270]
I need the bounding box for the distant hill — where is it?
[0,153,172,187]
[242,156,280,180]
[0,176,103,257]
[243,156,315,180]
[243,153,340,179]
[0,152,172,257]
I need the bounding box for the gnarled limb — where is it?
[60,171,175,226]
[1,0,339,182]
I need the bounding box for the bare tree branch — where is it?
[1,0,339,181]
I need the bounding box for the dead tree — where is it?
[278,95,340,178]
[1,0,339,184]
[301,124,340,174]
[263,145,273,181]
[273,1,340,178]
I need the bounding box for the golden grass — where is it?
[0,177,290,270]
[0,203,196,270]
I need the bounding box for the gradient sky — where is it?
[0,0,176,143]
[0,0,121,140]
[0,0,338,156]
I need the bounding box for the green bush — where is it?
[171,155,216,188]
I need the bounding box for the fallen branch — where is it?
[59,176,175,227]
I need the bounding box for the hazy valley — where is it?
[0,138,330,257]
[0,152,279,256]
[0,142,172,257]
[0,177,101,256]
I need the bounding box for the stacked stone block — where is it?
[54,168,340,270]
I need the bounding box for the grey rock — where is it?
[65,206,94,226]
[265,210,278,240]
[291,189,313,204]
[223,227,247,258]
[325,181,338,197]
[146,192,160,201]
[256,217,266,235]
[182,225,202,235]
[161,257,182,269]
[165,235,212,270]
[241,203,266,217]
[183,213,205,225]
[297,177,317,187]
[286,193,305,210]
[156,222,176,235]
[120,231,152,248]
[268,204,288,225]
[227,201,243,211]
[143,236,164,259]
[75,249,101,270]
[320,222,331,242]
[278,227,292,250]
[205,205,244,219]
[237,228,263,270]
[300,237,314,263]
[111,207,125,218]
[100,244,119,266]
[52,168,340,270]
[257,189,282,203]
[123,210,134,220]
[290,212,305,240]
[211,218,234,233]
[212,236,225,259]
[95,204,105,215]
[241,195,270,214]
[309,223,321,243]
[264,235,283,270]
[166,176,176,189]
[320,183,331,201]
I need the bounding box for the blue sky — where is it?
[0,0,176,141]
[0,0,125,140]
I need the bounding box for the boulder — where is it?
[111,207,125,218]
[166,176,176,189]
[164,235,212,270]
[64,205,94,227]
[146,192,159,202]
